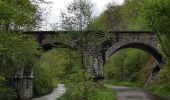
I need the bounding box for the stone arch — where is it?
[105,42,163,64]
[103,39,163,87]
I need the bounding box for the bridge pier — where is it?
[84,49,104,78]
[14,76,33,100]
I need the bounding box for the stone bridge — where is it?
[84,31,163,78]
[16,31,163,99]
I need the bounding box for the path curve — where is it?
[31,84,66,100]
[105,84,161,100]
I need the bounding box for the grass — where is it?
[145,83,170,100]
[104,79,139,88]
[87,88,116,100]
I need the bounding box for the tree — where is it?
[60,0,93,69]
[0,32,39,78]
[0,0,44,98]
[0,0,43,31]
[103,2,123,30]
[87,0,147,30]
[60,0,93,31]
[87,2,123,31]
[141,0,170,57]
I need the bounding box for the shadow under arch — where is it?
[41,42,74,52]
[105,43,163,64]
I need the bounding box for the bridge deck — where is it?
[24,30,153,34]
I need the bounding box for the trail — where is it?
[31,84,66,100]
[105,84,161,100]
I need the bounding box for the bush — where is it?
[33,62,56,96]
[104,49,148,83]
[87,88,116,100]
[33,48,82,96]
[0,76,16,100]
[146,83,170,99]
[59,69,96,100]
[0,86,16,100]
[0,32,39,77]
[0,32,39,99]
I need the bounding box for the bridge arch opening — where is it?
[103,45,162,86]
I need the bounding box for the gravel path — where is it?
[31,84,66,100]
[105,84,161,100]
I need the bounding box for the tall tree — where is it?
[60,0,93,31]
[0,0,43,31]
[141,0,170,57]
[60,0,93,69]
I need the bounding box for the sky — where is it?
[39,0,124,30]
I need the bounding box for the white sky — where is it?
[39,0,124,30]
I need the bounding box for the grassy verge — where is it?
[104,79,139,88]
[145,83,170,100]
[59,86,116,100]
[87,88,116,100]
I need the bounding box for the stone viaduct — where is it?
[15,31,163,99]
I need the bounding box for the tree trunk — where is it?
[69,47,72,70]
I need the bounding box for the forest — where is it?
[0,0,170,100]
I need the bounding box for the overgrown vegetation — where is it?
[34,48,82,96]
[0,76,16,100]
[87,88,116,100]
[0,0,170,99]
[89,0,170,99]
[0,0,42,99]
[104,49,151,86]
[56,0,117,99]
[0,32,39,99]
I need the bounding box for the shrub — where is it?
[87,88,116,100]
[146,83,170,99]
[58,69,96,100]
[0,76,16,100]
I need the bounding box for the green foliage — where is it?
[87,88,116,100]
[141,0,170,34]
[88,0,170,99]
[34,48,82,96]
[0,0,39,31]
[120,0,148,30]
[55,48,117,100]
[104,49,148,82]
[87,4,122,31]
[0,0,42,99]
[34,62,56,96]
[58,69,96,100]
[0,32,39,77]
[60,0,93,31]
[0,76,16,100]
[34,49,67,96]
[141,0,170,56]
[104,80,139,88]
[124,49,147,82]
[104,51,125,80]
[87,0,147,31]
[0,32,39,98]
[84,31,111,48]
[146,83,170,100]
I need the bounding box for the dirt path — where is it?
[105,84,161,100]
[31,84,66,100]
